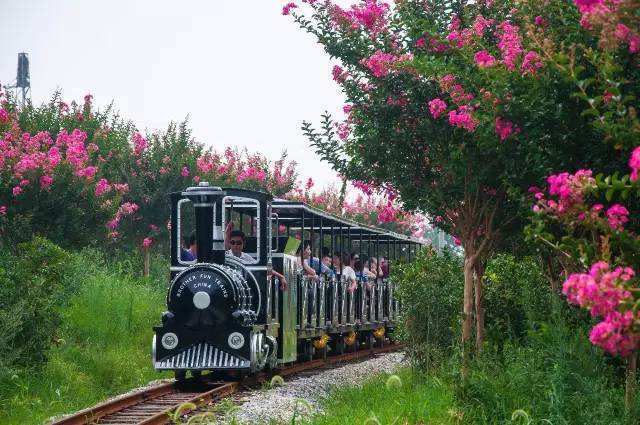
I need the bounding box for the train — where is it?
[152,183,423,379]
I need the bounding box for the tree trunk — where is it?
[143,247,150,278]
[462,252,475,379]
[474,263,485,354]
[626,351,637,414]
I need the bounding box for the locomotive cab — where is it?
[152,183,278,375]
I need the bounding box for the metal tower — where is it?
[7,53,31,108]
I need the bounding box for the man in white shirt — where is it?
[225,229,256,263]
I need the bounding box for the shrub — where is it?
[458,314,636,424]
[394,248,463,370]
[482,254,553,350]
[0,237,70,376]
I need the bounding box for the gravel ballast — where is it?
[227,352,406,424]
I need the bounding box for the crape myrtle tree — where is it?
[525,0,640,409]
[285,0,622,371]
[0,90,429,259]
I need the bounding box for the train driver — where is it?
[225,222,287,289]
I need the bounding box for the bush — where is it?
[482,254,553,350]
[0,249,167,424]
[394,248,463,370]
[0,237,70,375]
[458,312,636,424]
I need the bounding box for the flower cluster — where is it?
[563,261,638,355]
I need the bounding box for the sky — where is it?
[0,0,348,187]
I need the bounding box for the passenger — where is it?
[367,257,383,279]
[181,231,196,262]
[340,252,357,293]
[225,222,287,289]
[380,257,389,278]
[298,243,319,280]
[304,243,334,277]
[363,256,377,279]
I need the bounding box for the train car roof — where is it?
[271,198,426,245]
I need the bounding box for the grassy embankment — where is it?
[304,368,458,425]
[0,250,169,425]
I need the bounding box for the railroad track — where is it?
[52,343,401,425]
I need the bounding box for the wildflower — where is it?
[142,237,153,248]
[181,166,189,177]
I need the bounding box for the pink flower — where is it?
[113,183,129,194]
[472,15,494,37]
[282,2,297,15]
[589,311,638,356]
[534,16,546,26]
[606,204,629,230]
[378,204,397,223]
[521,51,543,75]
[149,224,159,232]
[142,237,153,248]
[453,237,461,246]
[428,98,447,119]
[181,166,189,177]
[95,178,112,196]
[495,117,517,141]
[332,65,347,83]
[574,0,603,13]
[12,186,23,196]
[474,50,497,68]
[497,21,523,71]
[448,107,478,132]
[629,146,640,182]
[361,50,398,78]
[132,132,148,156]
[0,108,9,123]
[305,177,314,190]
[40,175,53,189]
[0,206,6,215]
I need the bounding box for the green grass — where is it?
[304,368,459,424]
[0,252,169,424]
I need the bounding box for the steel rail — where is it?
[51,342,402,425]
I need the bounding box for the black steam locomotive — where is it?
[152,184,423,378]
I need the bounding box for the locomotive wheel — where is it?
[336,336,345,355]
[366,333,374,350]
[175,370,186,382]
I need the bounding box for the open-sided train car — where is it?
[152,183,423,379]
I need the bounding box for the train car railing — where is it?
[339,275,347,325]
[307,276,317,328]
[330,275,338,327]
[298,273,307,329]
[317,276,326,328]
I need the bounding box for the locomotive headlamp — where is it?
[192,291,211,310]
